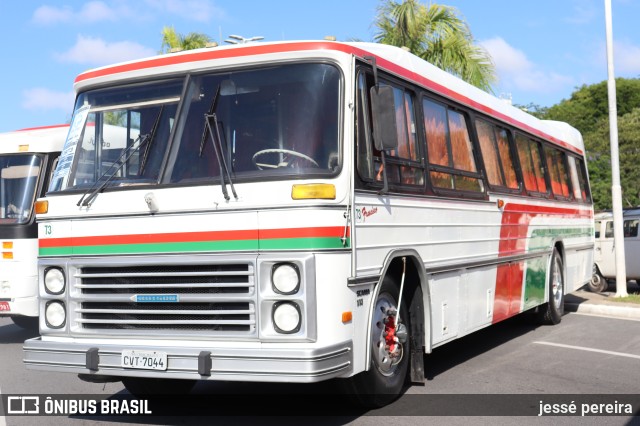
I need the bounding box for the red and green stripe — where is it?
[492,203,593,323]
[39,226,350,256]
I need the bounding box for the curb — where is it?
[565,301,640,320]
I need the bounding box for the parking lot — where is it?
[1,307,638,424]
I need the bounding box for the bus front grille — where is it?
[73,262,256,336]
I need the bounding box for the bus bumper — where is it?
[0,296,38,317]
[23,337,353,383]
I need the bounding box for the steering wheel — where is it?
[252,148,319,170]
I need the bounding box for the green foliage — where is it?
[538,78,640,210]
[161,26,211,53]
[374,0,496,92]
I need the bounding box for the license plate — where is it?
[121,350,167,370]
[0,302,10,312]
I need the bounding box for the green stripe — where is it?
[522,257,546,310]
[530,227,593,250]
[39,237,350,256]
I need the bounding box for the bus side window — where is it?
[515,133,547,195]
[475,118,518,190]
[355,71,424,188]
[567,155,592,202]
[423,98,483,192]
[544,147,571,199]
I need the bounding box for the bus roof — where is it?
[0,124,68,154]
[73,40,584,155]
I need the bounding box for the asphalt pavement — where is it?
[566,281,640,320]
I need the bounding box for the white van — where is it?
[591,208,640,292]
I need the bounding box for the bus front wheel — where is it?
[345,276,409,407]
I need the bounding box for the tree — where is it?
[374,0,496,92]
[537,78,640,211]
[160,26,212,53]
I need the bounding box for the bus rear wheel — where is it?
[537,248,565,325]
[345,276,409,408]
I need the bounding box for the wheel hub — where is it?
[371,294,404,376]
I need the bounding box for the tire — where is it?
[11,316,39,330]
[588,266,608,293]
[343,276,410,408]
[122,377,196,397]
[537,248,565,325]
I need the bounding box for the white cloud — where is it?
[22,88,75,111]
[613,40,640,74]
[480,37,574,97]
[77,1,120,22]
[32,5,74,24]
[55,35,156,66]
[33,0,224,25]
[565,3,597,25]
[143,0,226,22]
[481,37,532,75]
[32,1,125,24]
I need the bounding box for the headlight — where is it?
[272,302,301,334]
[45,301,66,328]
[44,267,65,295]
[271,263,300,295]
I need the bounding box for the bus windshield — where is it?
[0,154,42,224]
[55,63,341,192]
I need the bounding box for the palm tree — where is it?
[374,0,496,92]
[160,26,212,53]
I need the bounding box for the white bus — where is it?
[0,124,67,329]
[24,41,593,405]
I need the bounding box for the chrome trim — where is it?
[24,338,353,383]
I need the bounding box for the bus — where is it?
[23,40,593,405]
[0,124,67,329]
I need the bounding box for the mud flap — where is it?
[408,284,425,384]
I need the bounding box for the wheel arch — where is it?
[365,249,431,384]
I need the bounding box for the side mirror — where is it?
[370,85,398,152]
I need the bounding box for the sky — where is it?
[0,0,639,133]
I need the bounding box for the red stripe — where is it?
[259,226,347,239]
[16,124,69,132]
[74,42,582,155]
[492,203,593,323]
[39,226,346,249]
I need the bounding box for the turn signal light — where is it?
[342,311,352,323]
[2,252,13,260]
[291,184,336,200]
[35,200,49,214]
[2,242,12,249]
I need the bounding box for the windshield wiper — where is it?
[77,108,164,207]
[140,105,163,174]
[199,84,237,201]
